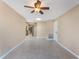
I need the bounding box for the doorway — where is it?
[53,20,58,41]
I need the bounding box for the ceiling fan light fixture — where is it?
[24,0,49,14]
[35,8,41,12]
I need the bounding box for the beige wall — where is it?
[36,21,53,38]
[0,1,26,56]
[58,5,79,55]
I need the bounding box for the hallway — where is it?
[3,38,77,59]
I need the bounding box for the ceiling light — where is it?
[24,0,49,14]
[35,8,41,12]
[36,18,42,20]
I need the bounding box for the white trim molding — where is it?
[0,39,27,59]
[56,41,79,59]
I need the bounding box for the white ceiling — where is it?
[3,0,79,22]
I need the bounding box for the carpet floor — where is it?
[3,38,78,59]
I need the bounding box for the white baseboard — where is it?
[36,37,54,40]
[0,39,27,59]
[35,37,48,39]
[56,41,79,59]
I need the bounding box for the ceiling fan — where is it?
[24,0,49,14]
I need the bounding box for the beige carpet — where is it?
[3,38,78,59]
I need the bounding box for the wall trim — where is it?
[2,0,25,18]
[36,37,54,40]
[56,41,79,59]
[0,38,27,59]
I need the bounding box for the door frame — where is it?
[53,20,58,41]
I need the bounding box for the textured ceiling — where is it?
[3,0,79,22]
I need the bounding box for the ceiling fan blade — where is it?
[31,10,35,13]
[41,7,49,10]
[24,5,34,8]
[39,11,44,14]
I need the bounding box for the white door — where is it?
[53,20,58,41]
